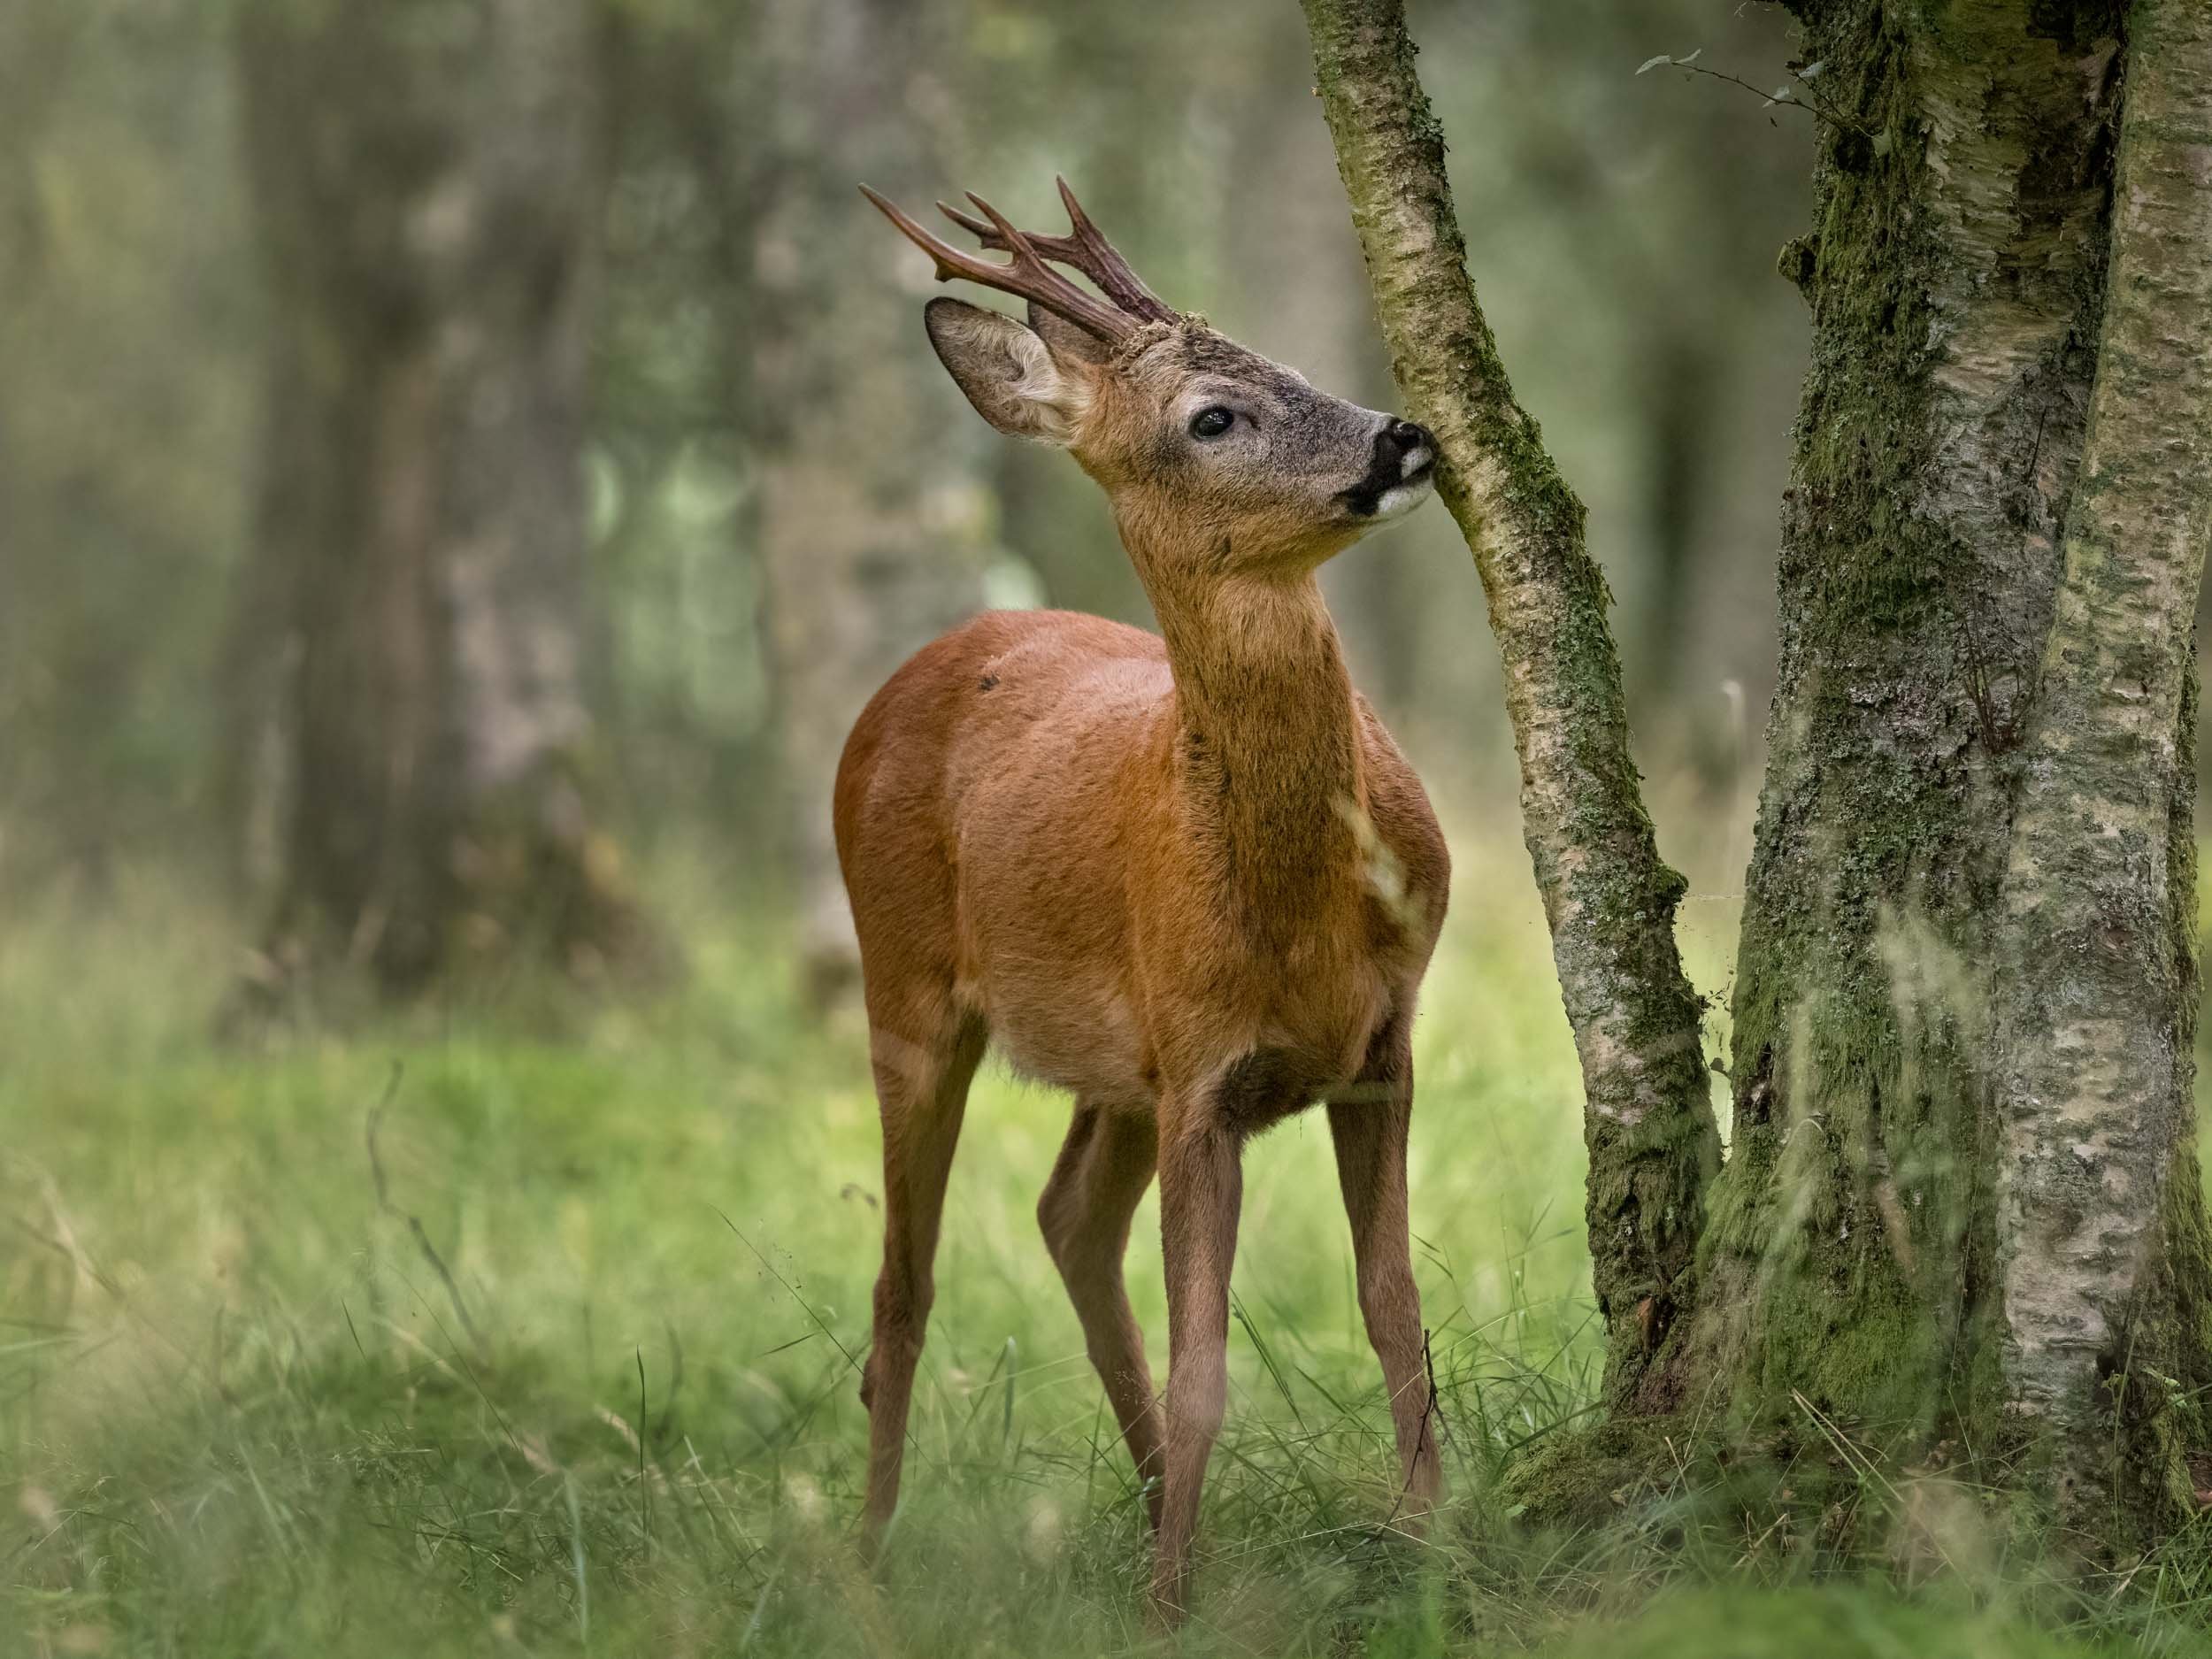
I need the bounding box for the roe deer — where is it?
[839,178,1448,1617]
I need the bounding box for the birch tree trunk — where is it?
[237,0,652,999]
[1314,0,2212,1540]
[1989,0,2212,1520]
[1678,0,2128,1441]
[1667,0,2212,1538]
[1302,0,1722,1405]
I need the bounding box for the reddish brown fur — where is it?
[833,227,1448,1617]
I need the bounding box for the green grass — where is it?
[2,846,2208,1655]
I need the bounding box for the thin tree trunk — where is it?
[1990,0,2212,1521]
[236,0,653,1000]
[1302,0,1721,1403]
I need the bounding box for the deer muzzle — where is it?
[1340,419,1435,520]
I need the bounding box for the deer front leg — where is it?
[1150,1111,1242,1621]
[1326,1015,1442,1525]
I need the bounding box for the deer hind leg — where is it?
[1326,1013,1442,1525]
[1038,1101,1164,1527]
[860,1009,986,1541]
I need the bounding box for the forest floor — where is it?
[4,841,2208,1657]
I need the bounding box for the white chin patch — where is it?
[1370,474,1433,522]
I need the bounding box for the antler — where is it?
[938,177,1178,326]
[859,180,1175,342]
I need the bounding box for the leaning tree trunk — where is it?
[235,0,650,997]
[748,0,989,1003]
[1302,0,1722,1406]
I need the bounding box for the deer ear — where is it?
[923,297,1091,445]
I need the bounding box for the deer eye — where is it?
[1188,406,1235,440]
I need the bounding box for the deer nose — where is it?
[1377,419,1434,480]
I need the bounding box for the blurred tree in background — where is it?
[232,0,654,1000]
[745,0,995,999]
[0,0,1813,995]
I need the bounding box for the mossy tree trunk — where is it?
[1986,0,2212,1519]
[236,0,653,1000]
[1686,0,2132,1435]
[1303,0,1722,1406]
[1310,0,2212,1542]
[1689,0,2212,1535]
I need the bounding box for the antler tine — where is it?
[959,189,1140,335]
[1054,177,1177,324]
[859,183,1136,343]
[938,180,1177,326]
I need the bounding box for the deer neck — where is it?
[1137,547,1370,926]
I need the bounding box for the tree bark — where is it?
[236,0,652,998]
[1682,0,2212,1537]
[1302,0,1722,1403]
[1683,0,2124,1441]
[1989,0,2212,1521]
[1311,0,2212,1542]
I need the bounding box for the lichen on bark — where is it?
[1988,0,2212,1525]
[1302,0,1721,1402]
[1675,0,2201,1494]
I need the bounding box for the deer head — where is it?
[862,180,1434,583]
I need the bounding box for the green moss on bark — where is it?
[1312,0,2212,1554]
[1635,0,2130,1477]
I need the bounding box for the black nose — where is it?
[1373,419,1434,476]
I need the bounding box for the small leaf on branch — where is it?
[1637,54,1672,75]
